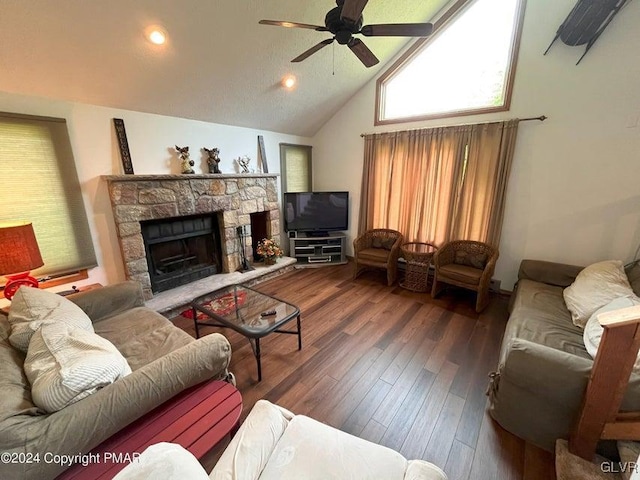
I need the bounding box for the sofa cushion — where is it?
[500,279,590,365]
[259,414,409,480]
[0,315,39,420]
[113,443,209,480]
[24,322,131,413]
[563,260,635,328]
[211,399,446,480]
[439,263,483,285]
[617,441,640,480]
[517,260,584,288]
[584,296,640,373]
[94,307,194,371]
[8,287,94,352]
[210,399,294,480]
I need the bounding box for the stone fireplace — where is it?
[105,174,280,299]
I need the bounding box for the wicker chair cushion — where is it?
[371,237,397,250]
[454,250,488,269]
[439,264,483,285]
[358,248,391,263]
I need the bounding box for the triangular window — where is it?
[376,0,526,125]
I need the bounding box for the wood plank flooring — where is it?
[172,263,556,479]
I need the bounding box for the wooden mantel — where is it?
[103,173,279,182]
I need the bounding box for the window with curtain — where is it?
[359,120,519,247]
[0,112,97,285]
[280,143,312,193]
[376,0,526,125]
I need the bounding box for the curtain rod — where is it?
[360,115,547,137]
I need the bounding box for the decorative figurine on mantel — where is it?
[175,145,195,174]
[203,147,222,174]
[236,155,251,173]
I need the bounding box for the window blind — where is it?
[280,144,312,193]
[0,112,97,278]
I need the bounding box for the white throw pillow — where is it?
[8,287,94,352]
[112,443,209,480]
[563,260,635,328]
[584,296,640,374]
[24,322,131,413]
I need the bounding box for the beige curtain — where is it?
[448,120,519,245]
[359,120,519,247]
[359,127,468,245]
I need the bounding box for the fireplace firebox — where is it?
[141,214,222,293]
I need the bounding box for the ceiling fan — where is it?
[259,0,434,68]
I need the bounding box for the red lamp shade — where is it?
[0,222,44,300]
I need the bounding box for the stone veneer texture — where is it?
[104,174,280,298]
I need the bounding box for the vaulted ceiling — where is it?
[0,0,448,136]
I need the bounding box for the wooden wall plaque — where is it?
[258,135,268,173]
[113,118,134,174]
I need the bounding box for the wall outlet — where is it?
[489,278,502,293]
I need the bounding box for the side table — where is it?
[400,242,437,292]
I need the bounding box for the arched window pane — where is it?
[378,0,524,124]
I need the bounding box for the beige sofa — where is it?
[0,281,232,480]
[114,400,448,480]
[488,260,640,452]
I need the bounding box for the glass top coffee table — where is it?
[190,285,302,381]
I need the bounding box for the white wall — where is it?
[312,0,640,290]
[0,92,310,303]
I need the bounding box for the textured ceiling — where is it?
[0,0,448,136]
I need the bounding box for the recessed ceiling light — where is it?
[145,25,167,45]
[282,75,297,90]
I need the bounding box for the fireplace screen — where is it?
[141,214,222,293]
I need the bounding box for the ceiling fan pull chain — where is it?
[332,41,335,76]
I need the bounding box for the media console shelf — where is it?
[289,232,347,267]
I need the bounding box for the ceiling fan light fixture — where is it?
[281,75,297,90]
[145,25,168,45]
[259,0,433,68]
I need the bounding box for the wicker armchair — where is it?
[431,240,499,313]
[353,229,404,286]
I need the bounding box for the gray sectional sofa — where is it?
[488,259,640,452]
[0,281,232,480]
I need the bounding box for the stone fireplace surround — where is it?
[105,174,281,299]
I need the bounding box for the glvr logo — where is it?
[601,462,638,473]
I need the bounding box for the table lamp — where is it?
[0,222,44,300]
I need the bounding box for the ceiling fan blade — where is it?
[259,20,329,32]
[341,0,369,23]
[360,23,434,37]
[292,38,334,63]
[348,38,379,68]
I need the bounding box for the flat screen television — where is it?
[284,191,348,235]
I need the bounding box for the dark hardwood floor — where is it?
[172,263,556,479]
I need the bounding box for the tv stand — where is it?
[306,231,329,238]
[289,232,347,267]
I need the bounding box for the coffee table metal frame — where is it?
[190,285,302,381]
